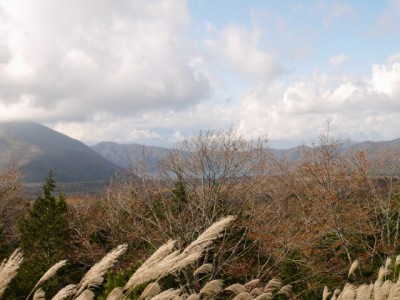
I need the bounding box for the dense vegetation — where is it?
[1,128,400,299]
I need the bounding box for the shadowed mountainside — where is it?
[0,121,121,184]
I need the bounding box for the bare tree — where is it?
[0,162,23,251]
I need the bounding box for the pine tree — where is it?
[9,171,71,298]
[18,170,69,261]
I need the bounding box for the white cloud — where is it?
[237,59,400,143]
[330,53,347,67]
[205,24,283,81]
[0,0,212,121]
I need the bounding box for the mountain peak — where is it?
[0,121,121,184]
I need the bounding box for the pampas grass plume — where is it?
[150,288,181,300]
[225,283,246,295]
[244,279,260,291]
[388,281,400,300]
[355,284,373,300]
[186,294,200,300]
[36,260,67,288]
[141,240,176,270]
[193,263,212,276]
[76,244,127,296]
[396,255,400,266]
[0,248,23,298]
[250,287,262,297]
[277,284,292,297]
[232,292,252,300]
[139,282,161,299]
[386,257,393,270]
[27,259,68,299]
[182,216,236,256]
[124,216,234,292]
[255,293,273,300]
[106,287,124,300]
[263,278,282,293]
[348,259,359,277]
[337,283,356,300]
[199,279,223,298]
[330,289,341,300]
[75,290,95,300]
[33,288,45,300]
[322,286,330,300]
[51,284,77,300]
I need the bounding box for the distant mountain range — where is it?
[0,121,121,185]
[91,141,171,172]
[1,121,400,193]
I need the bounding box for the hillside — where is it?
[91,141,172,172]
[0,121,121,184]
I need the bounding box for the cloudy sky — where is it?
[0,0,399,148]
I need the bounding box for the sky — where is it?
[0,0,399,148]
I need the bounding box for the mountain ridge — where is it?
[2,121,400,187]
[0,121,121,185]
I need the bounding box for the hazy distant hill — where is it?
[92,138,400,174]
[0,121,121,184]
[270,138,400,163]
[91,141,172,172]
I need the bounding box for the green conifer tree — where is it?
[18,171,69,261]
[8,171,71,299]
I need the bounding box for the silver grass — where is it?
[337,283,356,300]
[331,289,341,300]
[232,292,253,300]
[193,263,213,276]
[76,244,128,296]
[250,288,262,297]
[186,294,200,300]
[348,259,360,277]
[380,280,394,299]
[388,281,400,299]
[141,240,176,270]
[245,279,260,291]
[87,275,104,289]
[181,216,236,256]
[199,279,223,298]
[181,293,189,300]
[277,284,292,297]
[263,278,282,293]
[139,282,161,299]
[51,284,77,300]
[106,287,124,300]
[33,288,45,300]
[28,260,68,300]
[374,267,390,300]
[124,252,200,292]
[386,258,393,270]
[225,283,246,295]
[255,293,273,300]
[124,216,235,291]
[0,248,23,298]
[396,255,400,266]
[323,286,331,300]
[35,260,67,289]
[355,284,372,300]
[150,289,181,300]
[75,290,95,300]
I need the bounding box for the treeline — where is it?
[1,128,400,299]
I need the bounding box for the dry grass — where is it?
[0,216,254,299]
[0,248,23,298]
[325,256,400,300]
[0,214,298,299]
